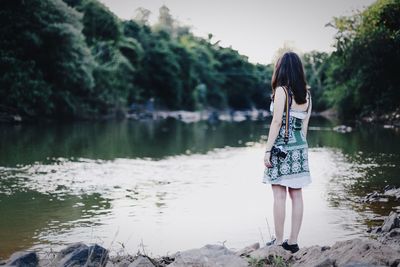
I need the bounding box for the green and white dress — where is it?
[262,94,312,189]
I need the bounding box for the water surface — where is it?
[0,117,399,259]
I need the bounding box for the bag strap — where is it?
[282,86,292,144]
[305,90,311,113]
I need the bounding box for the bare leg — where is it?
[271,184,287,244]
[288,187,303,244]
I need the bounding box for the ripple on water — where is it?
[0,145,398,258]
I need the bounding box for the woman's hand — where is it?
[264,152,273,168]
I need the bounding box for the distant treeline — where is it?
[0,0,398,120]
[309,0,400,118]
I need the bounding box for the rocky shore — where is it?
[362,186,400,205]
[3,106,400,129]
[1,210,400,267]
[361,108,400,128]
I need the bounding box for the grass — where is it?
[247,255,291,267]
[268,255,291,267]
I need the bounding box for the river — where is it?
[0,116,399,259]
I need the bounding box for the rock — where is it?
[108,255,136,267]
[55,243,109,267]
[361,191,387,203]
[2,251,38,267]
[384,188,400,199]
[321,246,331,252]
[4,208,400,267]
[156,255,174,266]
[234,242,260,257]
[0,113,22,123]
[360,188,400,203]
[291,238,400,267]
[378,228,400,249]
[108,259,131,267]
[249,245,292,262]
[371,211,400,248]
[292,245,329,266]
[333,125,352,133]
[341,263,385,267]
[313,257,335,267]
[370,226,382,234]
[381,211,400,232]
[388,228,400,237]
[168,244,248,267]
[127,256,155,267]
[331,239,399,266]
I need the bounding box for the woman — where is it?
[262,51,312,253]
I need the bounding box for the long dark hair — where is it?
[271,51,308,104]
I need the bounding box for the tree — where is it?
[78,1,142,112]
[134,7,151,25]
[0,1,274,119]
[0,0,95,118]
[78,0,122,45]
[302,51,330,111]
[213,47,260,110]
[325,0,400,118]
[155,5,174,35]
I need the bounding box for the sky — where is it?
[99,0,376,64]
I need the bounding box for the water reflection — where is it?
[0,174,111,257]
[306,119,400,220]
[0,119,270,166]
[0,117,398,259]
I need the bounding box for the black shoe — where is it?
[281,239,299,253]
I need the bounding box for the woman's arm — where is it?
[301,93,312,138]
[264,86,286,167]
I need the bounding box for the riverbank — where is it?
[360,107,400,128]
[0,108,269,124]
[2,107,400,129]
[2,210,399,266]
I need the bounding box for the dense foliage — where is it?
[0,0,95,118]
[0,0,398,120]
[301,51,330,112]
[299,0,400,118]
[0,0,270,119]
[322,0,400,118]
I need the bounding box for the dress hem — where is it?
[262,174,312,189]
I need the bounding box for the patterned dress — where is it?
[262,92,312,189]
